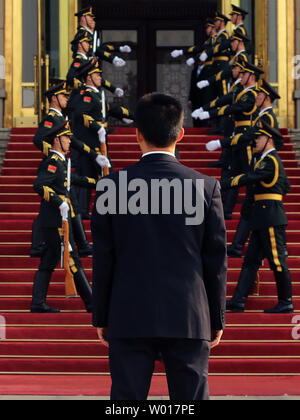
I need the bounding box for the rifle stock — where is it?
[100,140,110,176]
[62,219,77,298]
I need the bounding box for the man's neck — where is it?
[77,50,88,59]
[259,104,272,115]
[86,84,99,92]
[49,106,63,115]
[51,148,66,160]
[141,146,176,156]
[236,47,246,54]
[244,83,256,91]
[261,147,276,160]
[81,24,93,35]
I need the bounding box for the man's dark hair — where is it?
[135,93,184,148]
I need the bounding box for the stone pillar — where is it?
[0,0,6,129]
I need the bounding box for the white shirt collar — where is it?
[242,85,256,93]
[81,25,94,35]
[49,108,63,117]
[50,150,66,161]
[235,23,244,29]
[142,151,176,159]
[85,85,99,93]
[234,78,242,86]
[259,106,273,116]
[236,49,246,56]
[261,148,276,161]
[217,28,226,36]
[77,52,88,60]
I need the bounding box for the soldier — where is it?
[187,19,218,127]
[171,18,216,66]
[72,60,134,219]
[31,122,98,313]
[229,4,252,54]
[222,121,293,314]
[31,81,109,257]
[74,7,131,68]
[223,79,281,258]
[67,36,124,98]
[193,62,264,219]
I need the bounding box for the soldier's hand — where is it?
[206,140,221,151]
[96,155,111,169]
[199,111,210,121]
[123,118,134,125]
[113,57,126,67]
[98,126,107,143]
[186,57,195,67]
[199,52,208,62]
[191,108,203,120]
[114,88,124,97]
[171,49,183,58]
[119,45,132,53]
[59,202,70,221]
[197,80,210,90]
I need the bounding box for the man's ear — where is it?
[136,129,144,144]
[176,128,185,144]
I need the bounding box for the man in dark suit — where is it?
[91,93,227,401]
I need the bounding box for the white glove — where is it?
[199,52,208,62]
[98,126,106,143]
[186,58,195,67]
[113,57,126,67]
[197,80,210,90]
[191,108,203,120]
[171,49,183,58]
[96,154,111,169]
[199,111,210,121]
[59,202,70,221]
[123,118,134,125]
[119,45,131,53]
[206,140,221,151]
[114,88,124,97]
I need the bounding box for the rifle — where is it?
[93,30,98,56]
[61,158,77,298]
[100,90,110,177]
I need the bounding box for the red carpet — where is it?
[0,127,299,396]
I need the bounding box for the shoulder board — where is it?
[50,153,64,162]
[85,88,94,93]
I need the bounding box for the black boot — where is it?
[31,271,60,313]
[227,218,250,258]
[30,218,47,258]
[227,267,258,312]
[72,214,93,257]
[73,268,92,313]
[264,271,294,313]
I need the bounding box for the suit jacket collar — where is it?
[139,153,179,165]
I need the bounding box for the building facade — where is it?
[0,0,298,129]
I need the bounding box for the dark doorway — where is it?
[81,0,217,126]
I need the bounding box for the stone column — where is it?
[0,0,6,129]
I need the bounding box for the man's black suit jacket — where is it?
[91,153,227,342]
